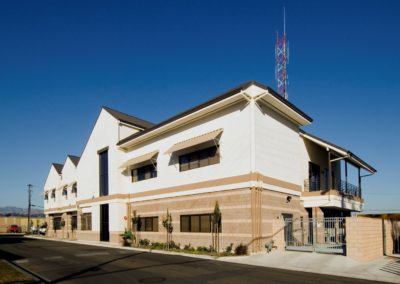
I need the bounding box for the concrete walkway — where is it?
[219,251,400,284]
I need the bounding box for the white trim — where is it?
[301,195,363,211]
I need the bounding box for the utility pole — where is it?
[27,184,33,234]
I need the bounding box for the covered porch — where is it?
[300,130,376,212]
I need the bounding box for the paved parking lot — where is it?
[0,236,389,284]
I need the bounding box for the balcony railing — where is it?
[304,177,361,198]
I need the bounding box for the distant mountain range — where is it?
[0,206,44,217]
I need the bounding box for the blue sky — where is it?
[0,0,398,211]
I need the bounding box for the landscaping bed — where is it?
[0,260,33,284]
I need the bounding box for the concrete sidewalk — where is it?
[219,251,400,284]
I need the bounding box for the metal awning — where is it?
[119,150,158,170]
[165,129,223,154]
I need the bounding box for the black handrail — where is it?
[304,177,361,197]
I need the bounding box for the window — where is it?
[62,186,68,198]
[99,149,109,196]
[131,164,157,182]
[81,213,92,230]
[53,215,62,230]
[51,189,56,199]
[44,193,48,201]
[71,183,77,195]
[180,214,221,233]
[71,214,77,230]
[179,146,219,172]
[136,217,158,232]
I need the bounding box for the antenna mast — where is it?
[275,7,289,100]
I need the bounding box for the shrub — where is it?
[234,243,248,255]
[169,241,180,250]
[150,242,164,250]
[183,244,194,251]
[139,238,150,247]
[225,243,233,254]
[196,246,211,253]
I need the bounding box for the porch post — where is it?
[358,167,361,197]
[328,150,332,190]
[345,161,348,193]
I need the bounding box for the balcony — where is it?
[302,177,363,212]
[304,177,361,198]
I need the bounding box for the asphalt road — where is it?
[0,236,388,284]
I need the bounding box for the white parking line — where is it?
[14,259,29,264]
[75,252,110,257]
[43,256,63,260]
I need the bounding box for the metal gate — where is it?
[392,219,400,254]
[284,217,345,254]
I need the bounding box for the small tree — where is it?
[132,210,140,246]
[162,209,173,250]
[212,201,221,254]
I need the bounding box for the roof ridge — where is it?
[117,80,312,146]
[102,106,154,129]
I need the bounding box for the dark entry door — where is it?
[100,204,109,242]
[308,162,320,191]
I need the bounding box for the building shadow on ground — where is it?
[380,258,400,276]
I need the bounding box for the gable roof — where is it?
[103,106,154,129]
[117,81,313,146]
[52,163,64,174]
[67,155,80,167]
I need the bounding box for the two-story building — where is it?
[43,81,376,252]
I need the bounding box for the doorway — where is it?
[100,204,109,242]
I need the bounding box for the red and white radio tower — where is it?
[275,7,289,100]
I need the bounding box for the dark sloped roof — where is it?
[300,129,377,173]
[118,81,313,146]
[103,106,154,129]
[67,155,80,167]
[52,163,64,174]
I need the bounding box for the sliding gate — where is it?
[284,217,345,255]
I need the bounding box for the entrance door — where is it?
[100,204,109,242]
[308,162,320,191]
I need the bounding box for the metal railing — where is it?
[305,177,361,198]
[284,217,346,254]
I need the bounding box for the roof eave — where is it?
[118,81,313,149]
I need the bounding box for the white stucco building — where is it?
[43,81,376,251]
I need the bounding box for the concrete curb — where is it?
[24,235,219,260]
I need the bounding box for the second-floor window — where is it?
[179,146,220,172]
[44,193,48,201]
[71,183,77,196]
[131,164,157,182]
[51,189,56,199]
[99,149,109,196]
[62,186,68,198]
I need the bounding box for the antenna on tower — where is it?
[275,7,289,100]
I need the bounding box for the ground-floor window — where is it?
[136,216,158,232]
[53,215,62,230]
[81,213,92,230]
[71,214,77,230]
[180,214,221,233]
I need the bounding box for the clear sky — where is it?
[0,0,398,212]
